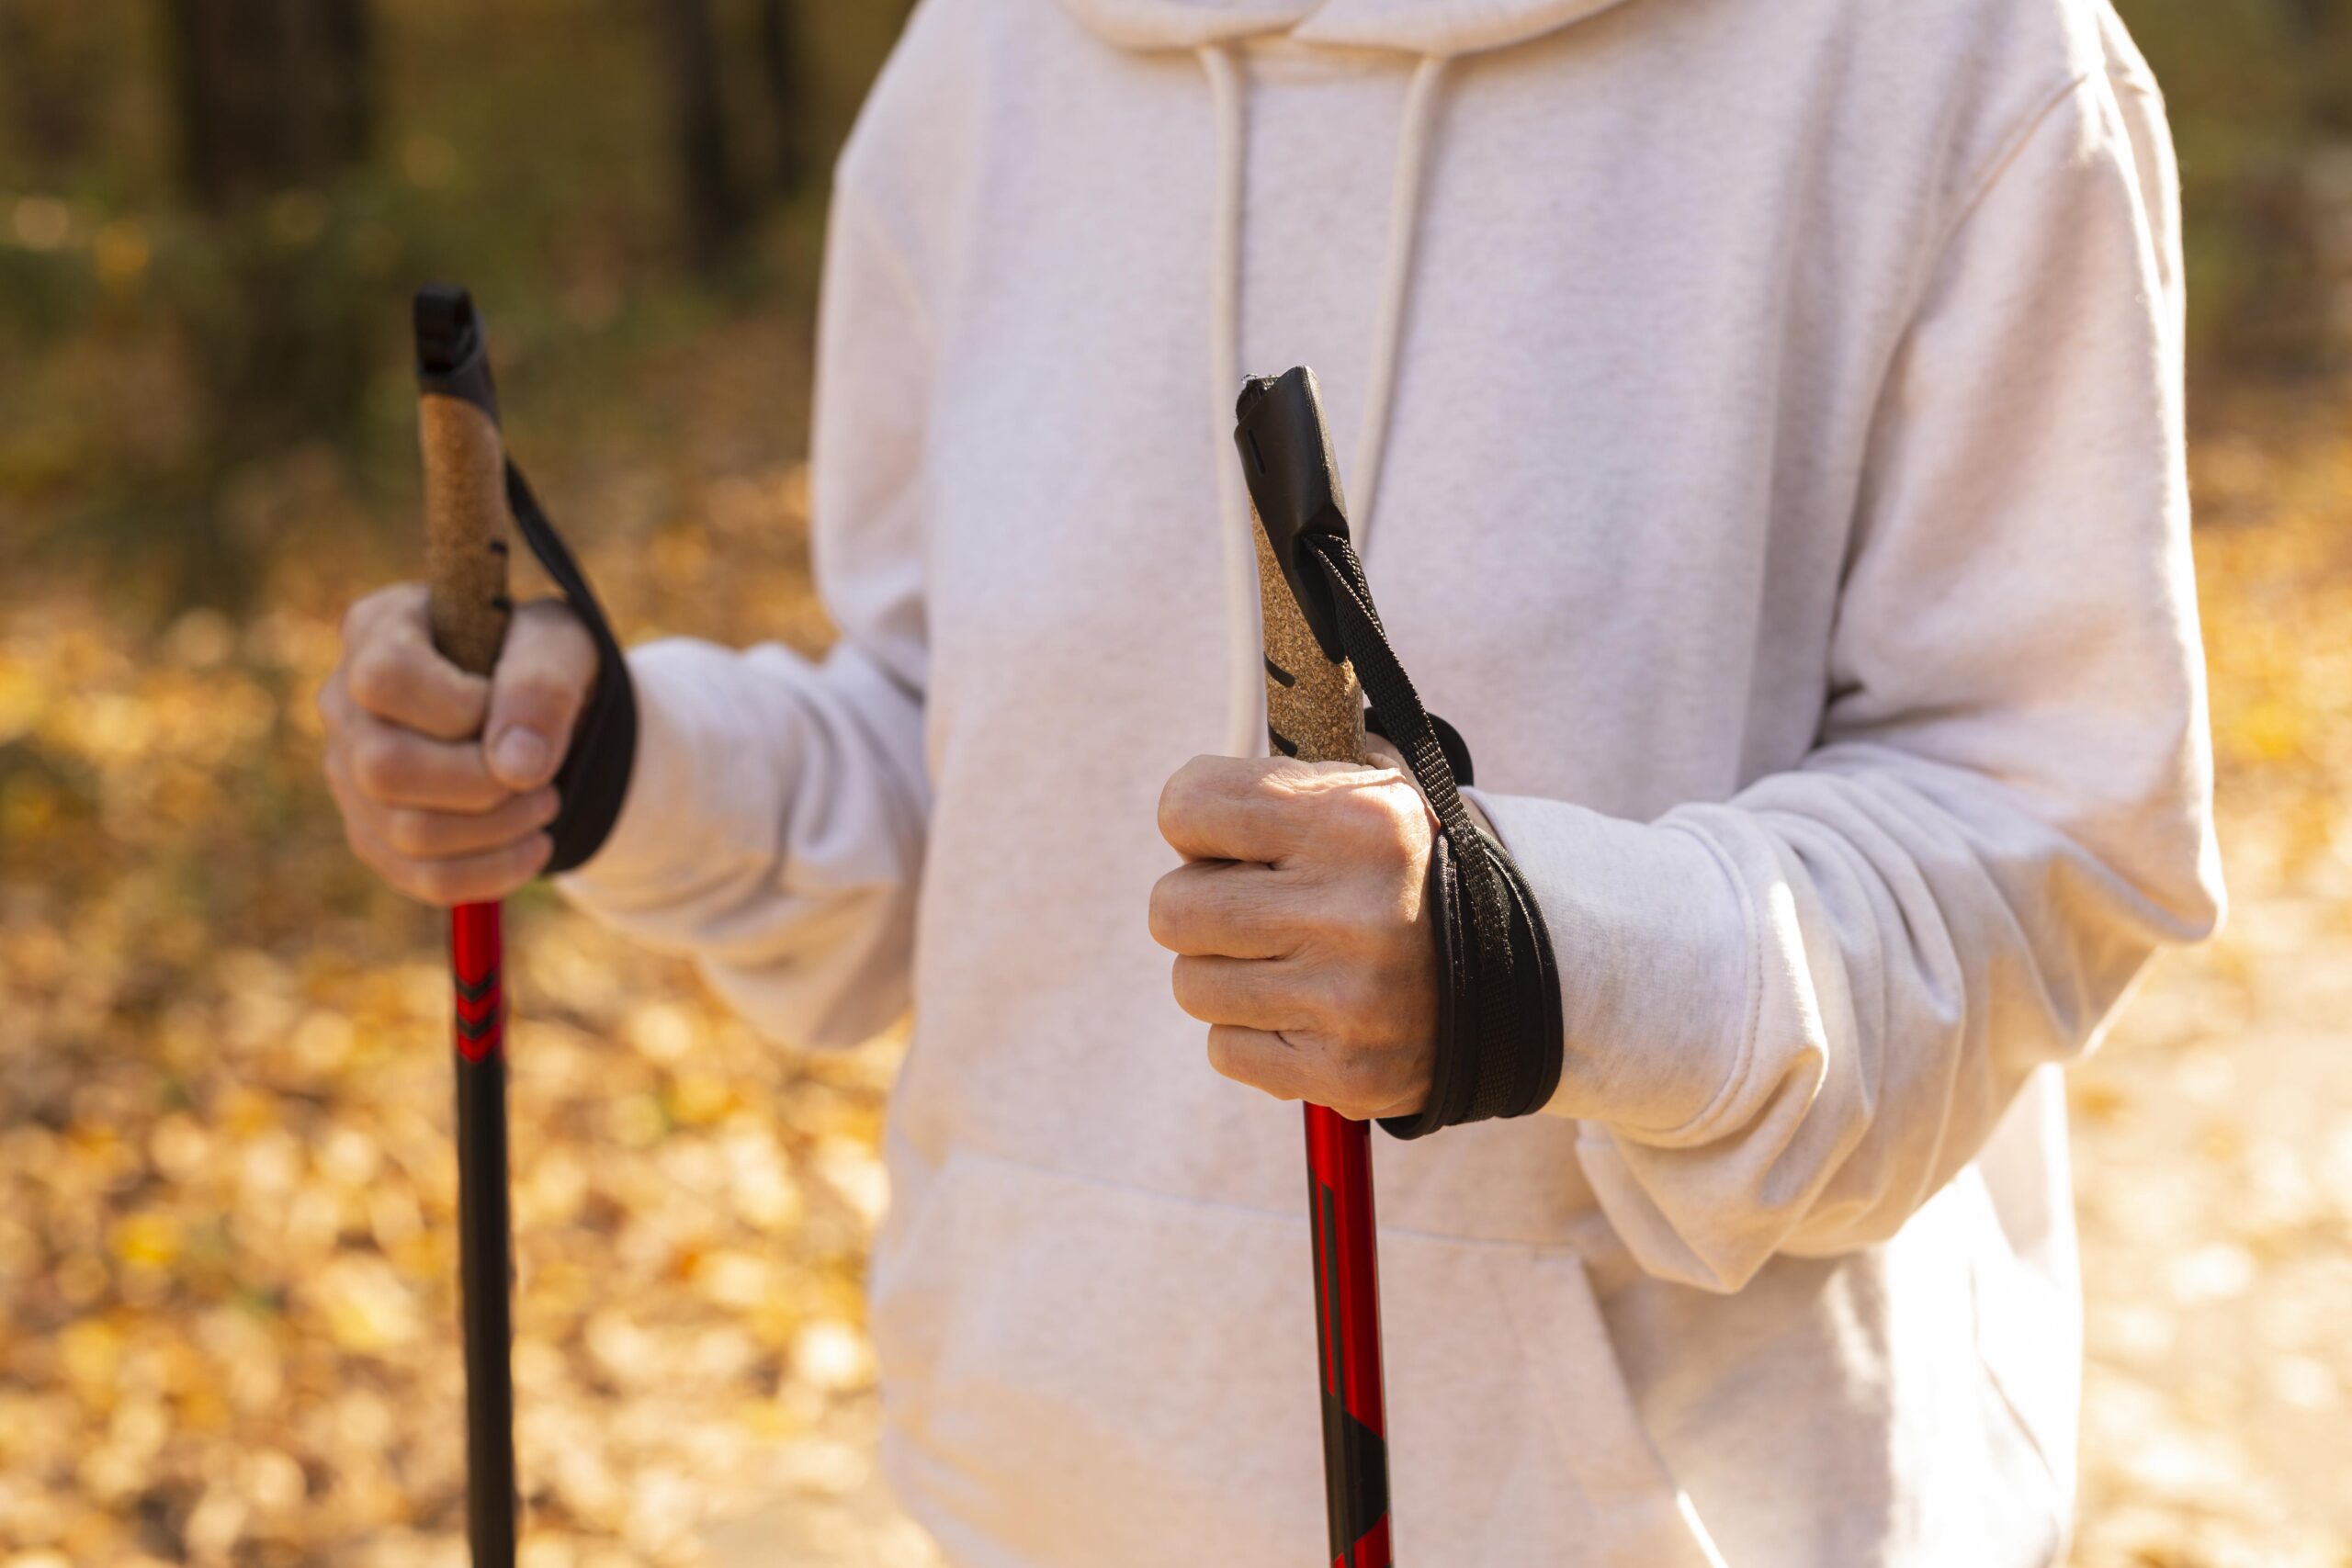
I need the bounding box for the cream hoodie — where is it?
[560,0,2223,1562]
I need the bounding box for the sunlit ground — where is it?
[2064,397,2352,1568]
[3,372,2347,1565]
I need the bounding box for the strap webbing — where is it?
[504,462,637,874]
[1294,532,1564,1135]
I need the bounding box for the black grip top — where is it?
[414,283,500,422]
[1234,366,1351,666]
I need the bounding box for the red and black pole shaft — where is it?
[414,284,519,1568]
[1306,1103,1392,1567]
[1234,368,1394,1568]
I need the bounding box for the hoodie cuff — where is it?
[1468,791,1754,1138]
[553,639,732,900]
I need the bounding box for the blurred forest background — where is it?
[3,2,2351,1564]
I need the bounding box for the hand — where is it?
[319,583,595,906]
[1149,744,1447,1122]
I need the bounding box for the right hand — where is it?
[320,583,596,906]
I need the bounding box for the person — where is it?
[319,0,2224,1561]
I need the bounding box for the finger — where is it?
[335,711,509,811]
[316,661,360,734]
[1362,732,1407,773]
[339,581,424,646]
[346,816,553,908]
[377,788,560,861]
[1158,755,1320,863]
[1204,1024,1315,1103]
[325,757,510,861]
[1148,860,1300,958]
[1170,954,1315,1032]
[342,584,492,740]
[1204,1024,1424,1121]
[484,599,598,792]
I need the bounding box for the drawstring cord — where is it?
[1197,43,1452,757]
[1201,43,1263,760]
[1354,54,1449,544]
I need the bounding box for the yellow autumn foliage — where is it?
[4,377,2348,1564]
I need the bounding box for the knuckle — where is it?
[345,644,406,713]
[382,808,432,857]
[1169,958,1220,1021]
[349,731,410,797]
[1204,1026,1253,1085]
[344,582,417,643]
[1158,761,1210,835]
[1204,1029,1234,1073]
[1334,782,1411,847]
[1203,1027,1232,1076]
[1168,957,1202,1015]
[1147,877,1185,947]
[412,859,463,906]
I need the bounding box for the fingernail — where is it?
[492,727,550,783]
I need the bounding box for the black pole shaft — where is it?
[457,1032,515,1562]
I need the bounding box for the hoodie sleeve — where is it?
[553,183,934,1050]
[1475,68,2222,1292]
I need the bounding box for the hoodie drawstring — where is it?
[1200,44,1262,760]
[1356,54,1449,543]
[1197,43,1451,758]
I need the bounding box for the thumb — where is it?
[483,599,597,792]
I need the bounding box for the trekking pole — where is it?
[413,284,519,1568]
[1232,370,1393,1568]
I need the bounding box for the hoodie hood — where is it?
[1056,0,1637,57]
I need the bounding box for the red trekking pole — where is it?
[413,285,520,1568]
[1234,371,1394,1567]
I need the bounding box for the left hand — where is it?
[1149,743,1450,1122]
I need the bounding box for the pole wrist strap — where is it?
[1292,532,1566,1140]
[503,463,637,874]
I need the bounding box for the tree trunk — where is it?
[756,0,808,192]
[652,0,747,272]
[0,1,109,170]
[167,0,372,213]
[162,0,376,609]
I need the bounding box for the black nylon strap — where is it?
[503,461,637,874]
[1292,531,1564,1138]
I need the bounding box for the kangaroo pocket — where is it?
[868,1146,1723,1568]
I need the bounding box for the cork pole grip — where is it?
[1255,502,1366,766]
[420,392,513,678]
